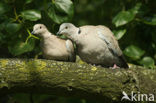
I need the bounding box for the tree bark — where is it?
[0,59,156,102]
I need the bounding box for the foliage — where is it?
[0,0,156,67]
[0,0,156,102]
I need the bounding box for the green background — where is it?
[0,0,156,102]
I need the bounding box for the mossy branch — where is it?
[0,59,156,102]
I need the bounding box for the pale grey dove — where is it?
[57,23,128,68]
[32,24,75,62]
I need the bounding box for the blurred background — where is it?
[0,0,156,102]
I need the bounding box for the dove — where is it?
[57,23,128,68]
[32,24,75,62]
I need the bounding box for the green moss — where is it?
[0,59,155,102]
[91,66,97,71]
[0,59,9,68]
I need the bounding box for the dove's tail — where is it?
[118,55,129,68]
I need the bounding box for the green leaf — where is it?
[112,11,134,27]
[141,15,156,25]
[47,6,68,24]
[123,45,145,60]
[5,23,21,34]
[139,57,155,69]
[0,2,10,15]
[113,29,126,40]
[112,3,142,27]
[129,3,142,14]
[59,34,68,39]
[25,0,32,4]
[46,0,74,24]
[8,38,35,56]
[21,10,41,21]
[55,0,74,15]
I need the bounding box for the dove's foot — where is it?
[109,64,120,69]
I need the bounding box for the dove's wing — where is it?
[97,29,129,68]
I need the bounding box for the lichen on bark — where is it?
[0,59,156,102]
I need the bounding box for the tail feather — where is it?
[118,55,129,68]
[69,52,76,62]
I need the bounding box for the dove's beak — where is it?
[31,31,35,35]
[56,31,61,36]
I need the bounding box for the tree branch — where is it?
[0,59,156,102]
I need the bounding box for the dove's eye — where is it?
[40,26,42,29]
[65,26,68,29]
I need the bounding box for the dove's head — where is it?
[57,23,79,40]
[32,24,48,37]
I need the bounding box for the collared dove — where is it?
[57,23,129,68]
[32,24,75,62]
